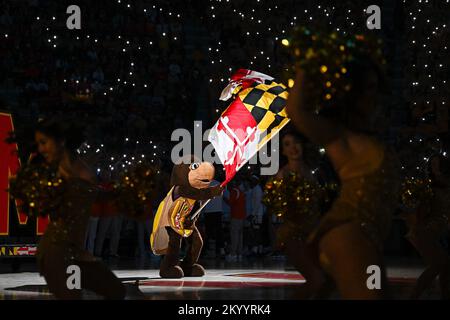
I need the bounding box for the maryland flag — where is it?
[208,69,290,185]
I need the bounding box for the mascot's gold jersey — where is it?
[150,187,197,255]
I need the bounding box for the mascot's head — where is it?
[171,155,215,189]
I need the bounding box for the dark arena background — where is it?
[0,0,450,309]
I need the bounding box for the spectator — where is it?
[94,178,123,258]
[85,195,101,255]
[202,179,226,258]
[247,175,265,256]
[224,180,247,262]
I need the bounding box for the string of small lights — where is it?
[2,0,449,184]
[399,0,449,179]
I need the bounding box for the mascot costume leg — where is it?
[179,225,205,276]
[159,227,184,278]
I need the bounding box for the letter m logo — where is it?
[0,112,49,235]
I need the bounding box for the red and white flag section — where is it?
[209,98,260,186]
[208,69,290,186]
[219,69,274,101]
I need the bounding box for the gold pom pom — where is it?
[9,163,65,217]
[114,162,159,220]
[282,27,385,112]
[400,177,433,210]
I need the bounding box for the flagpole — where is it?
[189,120,290,221]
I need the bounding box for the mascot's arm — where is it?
[175,185,223,200]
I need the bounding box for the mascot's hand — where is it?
[211,185,224,197]
[184,218,194,229]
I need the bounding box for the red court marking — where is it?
[227,272,305,281]
[137,274,415,289]
[138,280,304,288]
[227,273,416,284]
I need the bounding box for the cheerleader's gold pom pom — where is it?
[114,162,159,219]
[8,163,66,217]
[263,177,286,217]
[282,26,385,113]
[263,172,323,223]
[400,177,433,210]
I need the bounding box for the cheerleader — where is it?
[32,118,130,299]
[264,129,329,298]
[285,30,400,299]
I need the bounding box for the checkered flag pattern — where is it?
[208,70,291,185]
[237,80,289,133]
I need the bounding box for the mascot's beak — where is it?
[196,178,211,187]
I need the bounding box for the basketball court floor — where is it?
[0,257,441,299]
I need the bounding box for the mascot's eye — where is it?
[190,163,200,170]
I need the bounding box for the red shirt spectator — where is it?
[224,187,246,220]
[90,182,119,217]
